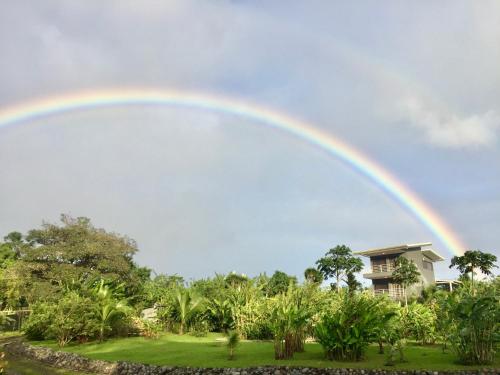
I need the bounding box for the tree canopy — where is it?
[315,245,363,292]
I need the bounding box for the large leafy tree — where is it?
[11,214,139,303]
[315,245,363,292]
[266,271,297,297]
[449,250,497,294]
[392,257,420,307]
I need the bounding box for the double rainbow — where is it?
[0,88,466,256]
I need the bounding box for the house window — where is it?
[423,260,433,270]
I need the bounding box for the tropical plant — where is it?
[391,257,420,306]
[315,245,363,292]
[173,288,203,335]
[449,250,497,295]
[92,280,131,342]
[448,293,499,364]
[269,285,311,359]
[315,292,394,361]
[402,302,437,345]
[132,317,162,339]
[227,330,240,360]
[207,297,233,333]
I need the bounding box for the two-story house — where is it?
[354,243,444,299]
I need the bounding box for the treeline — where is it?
[0,215,498,365]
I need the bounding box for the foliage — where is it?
[172,288,204,335]
[315,245,363,292]
[402,302,437,345]
[266,271,297,297]
[315,292,394,361]
[9,215,139,304]
[227,330,240,360]
[304,267,323,284]
[92,280,131,342]
[391,257,421,306]
[132,317,163,339]
[346,272,361,294]
[45,292,100,347]
[448,292,499,365]
[269,285,312,359]
[449,250,498,294]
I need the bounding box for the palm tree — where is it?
[93,280,130,342]
[174,288,203,335]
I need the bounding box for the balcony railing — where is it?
[371,263,396,273]
[373,288,403,299]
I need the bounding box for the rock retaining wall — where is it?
[3,340,498,375]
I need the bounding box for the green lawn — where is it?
[30,333,500,370]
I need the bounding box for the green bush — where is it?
[403,302,437,345]
[23,301,55,340]
[315,292,393,361]
[24,292,100,346]
[449,294,499,365]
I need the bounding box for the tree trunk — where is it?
[378,340,384,354]
[404,287,408,307]
[471,270,475,296]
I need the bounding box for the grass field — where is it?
[30,333,500,370]
[3,352,89,375]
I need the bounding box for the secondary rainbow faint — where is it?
[0,88,466,256]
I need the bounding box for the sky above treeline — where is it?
[0,1,499,282]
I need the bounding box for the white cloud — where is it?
[400,96,499,148]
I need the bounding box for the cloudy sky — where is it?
[0,1,499,282]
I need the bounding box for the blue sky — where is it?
[0,1,499,282]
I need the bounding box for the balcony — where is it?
[363,263,396,280]
[371,263,396,273]
[373,288,403,299]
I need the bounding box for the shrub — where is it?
[46,292,100,346]
[23,292,100,345]
[132,317,162,339]
[449,294,499,365]
[315,292,393,361]
[403,302,437,345]
[23,301,55,340]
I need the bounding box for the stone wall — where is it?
[3,340,498,375]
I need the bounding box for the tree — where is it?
[391,257,420,307]
[173,288,203,335]
[315,245,363,292]
[11,215,138,303]
[92,280,130,342]
[346,272,362,294]
[449,250,497,295]
[0,232,23,268]
[304,267,323,284]
[266,271,297,296]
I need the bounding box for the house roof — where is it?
[354,243,444,262]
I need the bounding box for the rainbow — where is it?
[0,88,466,256]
